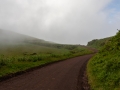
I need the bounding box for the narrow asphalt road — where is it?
[0,54,94,90]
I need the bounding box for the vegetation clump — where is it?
[87,31,120,90]
[87,37,112,49]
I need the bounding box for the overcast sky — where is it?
[0,0,120,45]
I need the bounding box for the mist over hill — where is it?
[0,29,52,46]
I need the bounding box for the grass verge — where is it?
[87,31,120,90]
[0,45,93,80]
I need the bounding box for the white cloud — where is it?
[0,0,119,44]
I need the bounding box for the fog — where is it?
[0,0,120,45]
[0,29,28,45]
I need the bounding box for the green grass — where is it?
[0,43,69,57]
[0,43,93,78]
[87,31,120,90]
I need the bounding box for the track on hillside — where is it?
[0,54,94,90]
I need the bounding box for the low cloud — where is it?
[0,0,120,45]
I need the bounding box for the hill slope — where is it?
[87,31,120,90]
[0,29,59,57]
[0,29,92,57]
[87,37,112,49]
[0,29,52,45]
[0,29,93,78]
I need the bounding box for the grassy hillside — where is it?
[87,37,112,49]
[0,29,93,78]
[87,31,120,90]
[0,29,53,45]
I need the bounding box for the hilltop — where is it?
[0,29,52,45]
[87,37,112,49]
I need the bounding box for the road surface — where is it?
[0,54,94,90]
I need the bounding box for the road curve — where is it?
[0,54,94,90]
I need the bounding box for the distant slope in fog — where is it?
[0,29,91,57]
[0,29,53,45]
[0,29,58,56]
